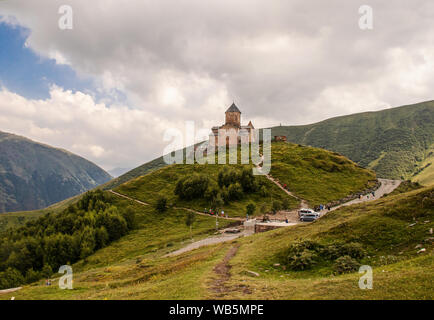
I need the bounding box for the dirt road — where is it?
[319,178,401,214]
[164,231,244,257]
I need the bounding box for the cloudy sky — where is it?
[0,0,434,172]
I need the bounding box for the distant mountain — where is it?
[108,167,132,178]
[0,131,112,213]
[270,101,434,184]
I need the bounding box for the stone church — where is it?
[209,102,255,146]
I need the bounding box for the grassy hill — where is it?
[0,131,112,213]
[270,101,434,185]
[2,183,432,300]
[114,143,375,215]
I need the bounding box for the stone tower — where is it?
[225,102,241,128]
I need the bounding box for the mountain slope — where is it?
[1,184,431,299]
[0,131,112,213]
[270,101,434,184]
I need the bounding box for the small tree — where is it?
[260,186,268,197]
[211,194,224,213]
[246,203,256,216]
[271,200,282,214]
[260,203,268,214]
[155,196,168,213]
[282,198,290,210]
[228,182,244,200]
[185,212,196,240]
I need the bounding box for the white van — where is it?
[298,208,320,222]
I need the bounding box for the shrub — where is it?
[281,198,291,210]
[155,196,168,213]
[333,256,360,274]
[287,249,318,271]
[246,203,256,216]
[239,168,258,192]
[260,186,268,197]
[174,174,210,200]
[217,167,238,188]
[271,200,282,214]
[280,240,323,270]
[228,182,244,200]
[340,243,366,260]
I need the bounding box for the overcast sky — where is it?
[1,0,434,171]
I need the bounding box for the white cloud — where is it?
[1,0,434,169]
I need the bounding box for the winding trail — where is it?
[319,178,401,214]
[109,176,401,258]
[108,190,243,221]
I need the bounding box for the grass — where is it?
[270,100,434,183]
[0,195,80,232]
[115,163,299,218]
[223,186,433,299]
[269,142,376,205]
[2,186,432,300]
[412,147,434,186]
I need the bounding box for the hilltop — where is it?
[270,101,434,184]
[0,131,112,213]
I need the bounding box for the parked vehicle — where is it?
[298,208,315,218]
[298,208,320,222]
[300,213,319,222]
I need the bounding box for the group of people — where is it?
[204,208,228,218]
[314,204,331,212]
[359,191,375,200]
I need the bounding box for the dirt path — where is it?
[165,232,244,257]
[319,178,401,214]
[108,190,242,221]
[0,287,21,295]
[255,155,307,207]
[209,244,249,297]
[109,190,149,206]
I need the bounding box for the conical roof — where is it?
[225,102,241,113]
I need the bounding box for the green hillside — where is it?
[2,184,432,300]
[0,131,112,213]
[0,142,376,292]
[114,143,375,214]
[270,101,434,185]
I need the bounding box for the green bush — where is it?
[228,182,244,200]
[333,256,360,274]
[287,249,318,271]
[217,167,238,188]
[271,200,282,214]
[246,203,256,216]
[280,240,323,270]
[155,196,168,213]
[175,174,210,200]
[340,243,366,260]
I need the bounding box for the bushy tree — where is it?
[228,182,244,200]
[185,212,196,240]
[217,167,238,188]
[271,200,282,214]
[155,196,168,213]
[239,168,258,192]
[282,198,291,210]
[175,174,209,200]
[246,203,256,216]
